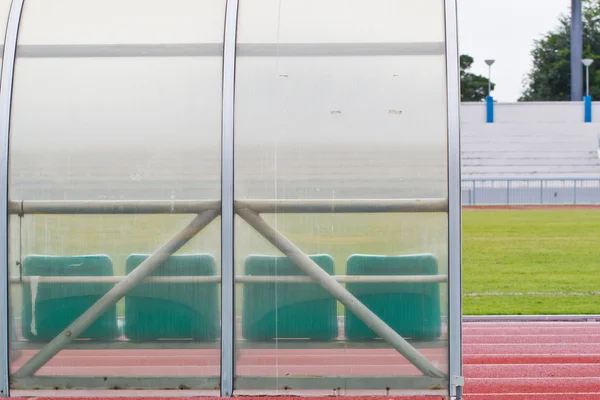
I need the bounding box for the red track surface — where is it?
[462,321,600,399]
[10,321,600,399]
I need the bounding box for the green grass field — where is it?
[8,208,600,316]
[463,208,600,315]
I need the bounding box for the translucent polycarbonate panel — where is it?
[0,0,10,56]
[234,0,449,395]
[0,0,11,85]
[10,0,226,202]
[16,0,225,45]
[7,0,225,393]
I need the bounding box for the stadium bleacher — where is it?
[461,119,600,179]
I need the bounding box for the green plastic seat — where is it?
[344,254,441,341]
[242,254,338,341]
[124,254,219,341]
[21,254,119,342]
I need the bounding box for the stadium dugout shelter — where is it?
[0,0,462,399]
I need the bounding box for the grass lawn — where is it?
[463,208,600,315]
[8,208,600,316]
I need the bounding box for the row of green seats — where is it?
[20,253,441,343]
[21,254,219,342]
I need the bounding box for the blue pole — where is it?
[584,95,592,122]
[486,96,494,123]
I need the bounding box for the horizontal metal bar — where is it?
[7,42,444,58]
[9,198,448,215]
[8,200,221,215]
[463,177,600,182]
[9,275,447,284]
[17,44,223,58]
[236,198,448,213]
[236,42,445,57]
[238,275,448,283]
[236,376,448,391]
[11,376,447,391]
[11,376,220,391]
[10,276,220,284]
[12,338,447,350]
[463,314,600,322]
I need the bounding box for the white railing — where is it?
[462,178,600,205]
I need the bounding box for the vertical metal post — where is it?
[574,180,578,204]
[540,180,544,204]
[571,0,583,101]
[220,0,239,396]
[0,0,26,396]
[487,64,492,96]
[472,181,476,205]
[506,180,510,205]
[586,64,590,97]
[444,0,463,398]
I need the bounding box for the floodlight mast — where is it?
[572,0,583,100]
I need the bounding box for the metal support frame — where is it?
[9,198,446,215]
[8,197,450,392]
[236,198,446,213]
[0,0,25,396]
[9,200,220,215]
[12,210,219,379]
[9,275,447,284]
[12,337,448,351]
[237,208,445,379]
[1,2,460,395]
[10,42,444,59]
[444,0,464,398]
[220,0,239,396]
[13,375,447,392]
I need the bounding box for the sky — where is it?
[458,0,571,102]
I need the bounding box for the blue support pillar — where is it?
[486,96,494,123]
[584,96,592,122]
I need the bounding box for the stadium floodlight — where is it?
[582,59,594,97]
[484,59,495,96]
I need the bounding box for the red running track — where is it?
[462,321,600,399]
[10,320,600,399]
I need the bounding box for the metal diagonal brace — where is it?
[236,208,446,379]
[12,210,219,378]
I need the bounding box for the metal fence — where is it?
[462,178,600,206]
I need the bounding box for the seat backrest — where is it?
[344,253,441,341]
[21,254,119,341]
[242,254,338,341]
[124,253,219,341]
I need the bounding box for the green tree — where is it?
[460,54,495,101]
[521,0,600,101]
